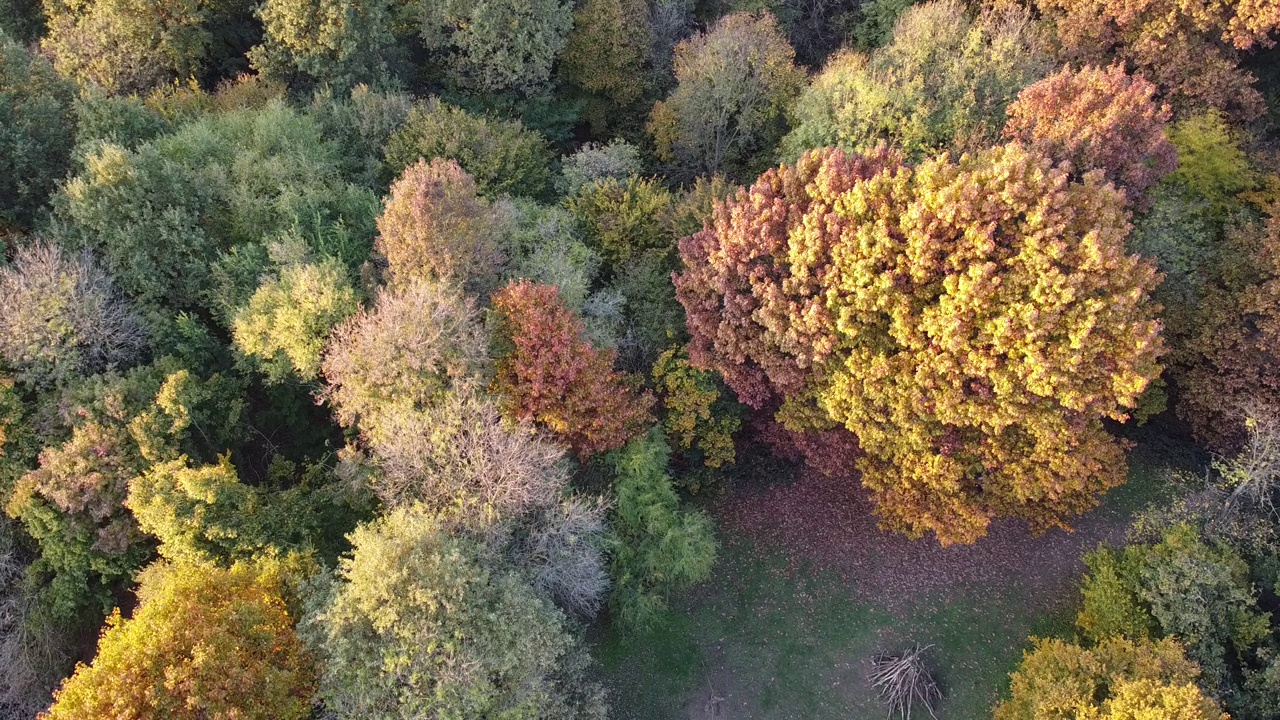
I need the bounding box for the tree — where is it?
[5,420,153,618]
[1003,64,1177,210]
[564,175,674,270]
[375,158,506,295]
[605,431,716,629]
[249,0,400,92]
[363,392,568,523]
[994,636,1225,720]
[490,280,653,458]
[1074,521,1278,716]
[0,32,77,232]
[497,201,603,311]
[320,278,489,434]
[301,506,607,719]
[1177,212,1280,451]
[412,0,573,95]
[1033,0,1280,120]
[0,516,73,719]
[1077,544,1156,643]
[51,102,378,312]
[780,0,1051,162]
[675,145,1164,544]
[5,360,244,616]
[41,0,211,95]
[231,259,359,383]
[363,391,611,616]
[384,98,554,199]
[556,139,644,196]
[1166,112,1257,217]
[560,0,651,132]
[127,454,360,564]
[648,11,805,180]
[651,347,740,472]
[307,85,413,189]
[42,560,317,720]
[0,243,148,389]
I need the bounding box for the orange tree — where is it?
[490,280,653,458]
[1003,64,1177,210]
[1032,0,1280,120]
[42,560,316,720]
[675,145,1164,544]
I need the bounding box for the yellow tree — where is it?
[676,145,1164,544]
[42,560,316,720]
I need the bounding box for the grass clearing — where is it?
[592,435,1193,719]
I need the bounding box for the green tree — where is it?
[384,98,554,199]
[560,0,651,132]
[307,84,412,189]
[606,430,716,629]
[302,506,608,719]
[1075,520,1279,716]
[564,175,673,270]
[0,32,77,231]
[51,102,377,312]
[412,0,573,95]
[781,0,1051,162]
[648,11,805,180]
[128,455,365,564]
[232,259,360,383]
[1078,544,1157,643]
[41,0,211,94]
[1166,112,1257,217]
[249,0,400,92]
[556,139,644,196]
[42,560,317,720]
[496,200,603,311]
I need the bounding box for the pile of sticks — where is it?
[869,643,941,719]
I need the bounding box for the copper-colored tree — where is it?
[1004,64,1177,210]
[1033,0,1280,120]
[490,280,652,458]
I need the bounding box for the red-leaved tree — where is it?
[1003,64,1177,210]
[490,280,653,458]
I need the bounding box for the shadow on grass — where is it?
[591,433,1201,720]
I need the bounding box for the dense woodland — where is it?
[0,0,1279,717]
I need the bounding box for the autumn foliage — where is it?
[1177,212,1280,451]
[490,280,653,458]
[676,145,1164,543]
[1033,0,1280,120]
[42,561,316,720]
[375,158,506,295]
[1003,64,1177,210]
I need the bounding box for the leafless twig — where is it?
[870,643,941,720]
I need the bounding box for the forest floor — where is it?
[591,431,1200,719]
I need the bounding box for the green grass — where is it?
[591,437,1194,719]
